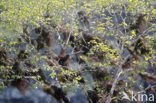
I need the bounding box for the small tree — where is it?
[0,0,155,103]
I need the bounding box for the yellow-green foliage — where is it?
[0,0,154,32]
[0,0,155,92]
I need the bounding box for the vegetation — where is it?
[0,0,156,103]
